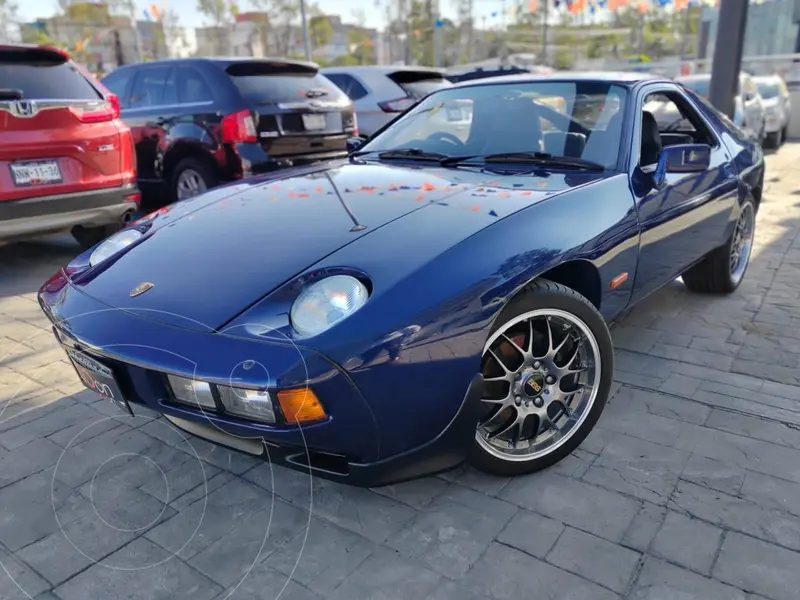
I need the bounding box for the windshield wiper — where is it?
[442,152,605,170]
[0,88,23,100]
[351,148,450,161]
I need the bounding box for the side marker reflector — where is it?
[610,272,629,289]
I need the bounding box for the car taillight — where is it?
[221,109,257,143]
[353,113,359,137]
[119,127,136,184]
[69,94,120,123]
[378,97,417,113]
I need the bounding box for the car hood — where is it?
[70,160,606,332]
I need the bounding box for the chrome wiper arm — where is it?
[376,148,451,161]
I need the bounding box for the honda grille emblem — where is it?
[12,101,37,118]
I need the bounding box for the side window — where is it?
[324,73,368,101]
[102,69,134,106]
[129,65,171,109]
[640,90,715,166]
[177,67,214,104]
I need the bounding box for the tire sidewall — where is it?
[722,197,757,292]
[170,157,218,204]
[470,282,614,476]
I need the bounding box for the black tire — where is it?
[71,222,123,250]
[682,198,756,294]
[469,279,614,477]
[766,131,781,149]
[781,124,789,145]
[169,156,219,204]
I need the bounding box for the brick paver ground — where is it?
[2,145,800,599]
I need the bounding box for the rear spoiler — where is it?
[224,59,319,77]
[0,44,70,64]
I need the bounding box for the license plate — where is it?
[66,347,132,415]
[10,160,62,187]
[447,107,463,121]
[302,113,326,131]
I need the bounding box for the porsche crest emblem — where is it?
[130,282,154,297]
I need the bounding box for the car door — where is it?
[123,64,176,188]
[630,84,740,303]
[741,75,764,137]
[324,71,378,136]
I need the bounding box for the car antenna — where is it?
[325,173,366,232]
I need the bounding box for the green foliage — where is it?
[308,7,333,52]
[552,47,574,70]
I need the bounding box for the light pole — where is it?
[708,0,748,118]
[299,0,311,61]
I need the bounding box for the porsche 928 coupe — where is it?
[39,72,764,486]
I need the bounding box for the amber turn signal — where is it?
[276,388,327,424]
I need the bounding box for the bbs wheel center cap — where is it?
[523,372,545,398]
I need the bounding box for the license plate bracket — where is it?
[302,113,326,131]
[10,160,63,187]
[65,347,133,415]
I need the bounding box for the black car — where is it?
[101,57,356,210]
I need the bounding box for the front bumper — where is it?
[0,184,139,241]
[39,273,482,487]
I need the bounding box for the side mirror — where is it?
[653,144,711,189]
[346,137,363,154]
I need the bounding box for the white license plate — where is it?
[302,113,326,131]
[10,160,62,186]
[447,108,463,121]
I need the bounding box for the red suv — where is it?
[0,45,140,248]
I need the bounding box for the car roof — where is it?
[752,74,783,82]
[320,65,445,75]
[451,70,666,88]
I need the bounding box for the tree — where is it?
[250,0,299,56]
[0,0,16,44]
[197,0,235,54]
[308,7,333,55]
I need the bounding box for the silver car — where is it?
[320,66,460,137]
[677,72,767,144]
[753,74,791,147]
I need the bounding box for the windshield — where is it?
[356,80,628,169]
[756,81,781,99]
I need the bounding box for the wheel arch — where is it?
[161,140,219,183]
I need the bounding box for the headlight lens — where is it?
[218,385,276,423]
[290,275,369,337]
[167,375,216,409]
[89,229,143,266]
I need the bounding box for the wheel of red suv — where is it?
[170,157,218,203]
[469,279,614,477]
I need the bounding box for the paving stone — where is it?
[680,454,746,496]
[546,526,641,593]
[145,476,270,559]
[669,480,800,552]
[465,542,619,600]
[0,437,63,489]
[651,510,723,575]
[215,562,325,600]
[611,385,711,425]
[53,537,223,600]
[500,471,640,543]
[630,557,747,600]
[714,532,800,600]
[370,476,449,509]
[496,509,565,558]
[649,343,735,370]
[675,423,800,484]
[739,471,800,517]
[0,402,108,450]
[327,548,443,600]
[658,373,703,397]
[674,363,764,391]
[705,408,800,449]
[582,434,690,505]
[596,401,684,447]
[264,517,374,595]
[437,465,511,496]
[189,499,308,588]
[0,546,49,600]
[138,454,221,506]
[621,502,667,552]
[388,486,516,578]
[0,468,93,551]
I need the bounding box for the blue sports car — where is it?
[39,72,764,485]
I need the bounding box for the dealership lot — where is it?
[2,145,800,600]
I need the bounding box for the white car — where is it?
[321,66,462,137]
[677,72,767,145]
[753,74,791,147]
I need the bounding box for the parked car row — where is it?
[675,71,791,149]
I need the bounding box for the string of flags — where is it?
[517,0,779,15]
